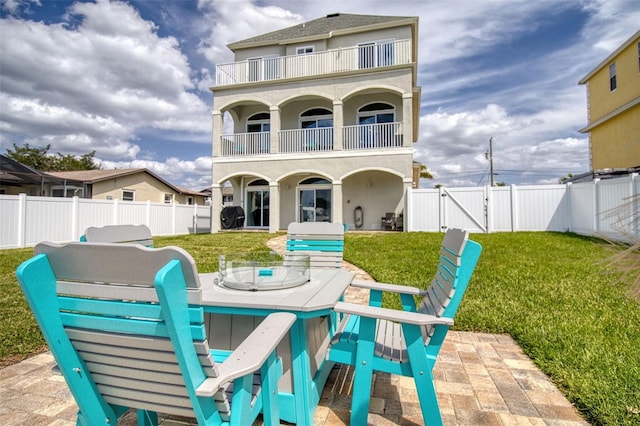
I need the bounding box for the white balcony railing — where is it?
[343,122,403,150]
[216,39,411,86]
[220,132,270,156]
[279,128,334,153]
[219,123,403,157]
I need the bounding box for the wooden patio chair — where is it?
[326,228,482,425]
[16,241,295,426]
[81,224,154,246]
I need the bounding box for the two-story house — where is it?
[209,13,421,232]
[579,30,640,172]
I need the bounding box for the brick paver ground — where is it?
[0,236,589,425]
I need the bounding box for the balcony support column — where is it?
[332,180,343,225]
[269,182,280,233]
[212,110,223,157]
[270,106,281,154]
[210,183,222,233]
[402,93,413,147]
[333,100,343,151]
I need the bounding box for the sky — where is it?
[1,0,638,190]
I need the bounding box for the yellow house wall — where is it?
[591,106,640,169]
[587,38,640,121]
[92,174,176,203]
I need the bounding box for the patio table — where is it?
[197,268,354,426]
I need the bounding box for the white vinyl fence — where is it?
[407,174,639,240]
[2,174,638,249]
[0,195,211,249]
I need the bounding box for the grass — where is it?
[1,231,639,425]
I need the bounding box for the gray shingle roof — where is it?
[228,13,416,49]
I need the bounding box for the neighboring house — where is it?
[579,30,640,171]
[46,169,208,205]
[209,13,422,232]
[1,154,82,196]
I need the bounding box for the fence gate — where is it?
[440,187,487,233]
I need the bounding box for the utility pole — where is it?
[485,137,495,186]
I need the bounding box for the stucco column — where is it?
[398,178,413,231]
[402,93,413,147]
[333,100,343,151]
[212,110,223,157]
[269,182,280,233]
[332,180,343,226]
[270,105,280,154]
[210,183,222,233]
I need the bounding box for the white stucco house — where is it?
[209,13,421,232]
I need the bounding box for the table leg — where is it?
[290,318,313,426]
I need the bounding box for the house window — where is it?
[296,46,314,55]
[122,190,135,201]
[164,193,173,204]
[247,112,270,133]
[357,102,397,148]
[609,62,617,91]
[300,108,333,129]
[298,178,331,223]
[246,179,269,228]
[358,39,395,69]
[186,197,194,205]
[51,186,83,197]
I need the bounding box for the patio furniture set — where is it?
[15,223,481,425]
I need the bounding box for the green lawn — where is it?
[1,231,638,425]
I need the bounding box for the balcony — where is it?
[219,122,403,157]
[215,39,412,86]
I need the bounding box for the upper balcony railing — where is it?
[219,122,403,157]
[215,39,412,86]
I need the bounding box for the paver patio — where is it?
[0,236,588,425]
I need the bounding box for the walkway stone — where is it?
[0,235,588,425]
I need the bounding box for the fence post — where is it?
[485,185,491,233]
[71,196,79,241]
[510,184,518,232]
[112,199,119,225]
[593,178,600,234]
[438,186,446,231]
[17,193,27,248]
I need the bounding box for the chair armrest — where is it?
[196,312,296,397]
[351,279,426,296]
[334,302,453,326]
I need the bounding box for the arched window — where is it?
[247,112,270,133]
[357,103,398,148]
[300,108,333,129]
[357,102,395,125]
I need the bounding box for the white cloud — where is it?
[0,0,210,183]
[196,0,302,64]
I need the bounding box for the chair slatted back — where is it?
[17,242,238,424]
[285,222,344,268]
[83,224,154,246]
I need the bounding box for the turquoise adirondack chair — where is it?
[327,228,482,425]
[285,222,345,268]
[16,241,295,426]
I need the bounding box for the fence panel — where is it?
[0,195,212,249]
[515,185,569,231]
[407,189,440,232]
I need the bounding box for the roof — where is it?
[579,29,640,84]
[228,13,417,50]
[47,168,200,196]
[0,154,69,186]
